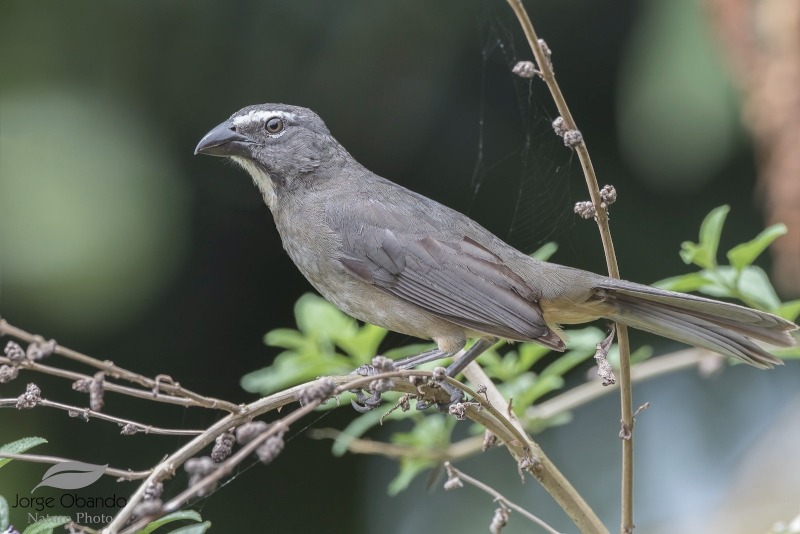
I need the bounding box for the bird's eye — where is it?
[265,118,284,134]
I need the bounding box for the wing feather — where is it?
[333,201,563,349]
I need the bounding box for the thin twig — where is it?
[0,397,204,436]
[321,348,711,464]
[120,404,317,534]
[103,371,527,533]
[0,452,152,480]
[445,462,563,534]
[0,319,242,413]
[0,356,199,408]
[503,2,635,532]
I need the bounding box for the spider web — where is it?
[467,10,577,255]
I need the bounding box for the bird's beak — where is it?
[194,120,256,157]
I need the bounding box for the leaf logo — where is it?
[32,461,108,493]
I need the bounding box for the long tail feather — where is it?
[595,279,797,369]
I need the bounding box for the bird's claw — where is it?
[433,380,464,413]
[413,376,465,412]
[349,365,384,412]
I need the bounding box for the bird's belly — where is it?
[274,205,466,350]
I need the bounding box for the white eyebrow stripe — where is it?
[232,110,296,126]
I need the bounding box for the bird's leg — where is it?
[422,338,496,413]
[393,348,450,370]
[349,339,496,413]
[421,338,498,413]
[445,337,497,378]
[349,349,450,412]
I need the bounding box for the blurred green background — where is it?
[1,0,797,532]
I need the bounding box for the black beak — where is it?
[194,120,256,157]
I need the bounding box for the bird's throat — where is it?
[233,156,278,209]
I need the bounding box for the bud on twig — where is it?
[26,339,56,361]
[443,462,463,491]
[185,456,217,494]
[490,507,510,534]
[433,367,446,381]
[211,432,235,462]
[16,383,41,409]
[562,129,583,147]
[235,421,269,444]
[298,377,336,406]
[0,365,19,383]
[574,201,596,220]
[512,61,540,79]
[599,185,617,207]
[4,341,25,363]
[255,433,285,465]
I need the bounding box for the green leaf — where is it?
[335,323,388,364]
[387,457,436,496]
[680,205,729,268]
[563,327,605,351]
[771,346,800,359]
[516,342,551,370]
[0,437,48,470]
[166,522,212,534]
[530,242,558,261]
[736,266,782,311]
[391,414,453,449]
[0,494,9,531]
[294,293,357,341]
[136,510,202,534]
[386,415,453,494]
[21,516,71,534]
[330,401,416,457]
[263,328,310,350]
[606,344,652,368]
[651,272,711,292]
[629,345,654,365]
[727,223,786,270]
[775,300,800,322]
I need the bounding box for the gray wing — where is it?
[331,199,565,350]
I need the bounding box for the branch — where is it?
[0,319,242,413]
[103,370,529,533]
[322,348,713,464]
[461,359,608,534]
[0,355,199,408]
[504,2,635,532]
[444,462,563,534]
[526,348,709,421]
[0,452,152,480]
[1,393,204,436]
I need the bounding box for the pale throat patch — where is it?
[232,156,277,209]
[232,110,297,127]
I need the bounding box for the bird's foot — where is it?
[414,367,464,412]
[349,356,395,413]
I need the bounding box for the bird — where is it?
[195,103,797,409]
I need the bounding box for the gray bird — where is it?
[196,103,797,408]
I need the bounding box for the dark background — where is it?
[2,1,797,532]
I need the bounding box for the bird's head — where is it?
[195,104,346,208]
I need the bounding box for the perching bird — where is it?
[196,104,797,407]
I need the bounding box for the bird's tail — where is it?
[595,280,797,369]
